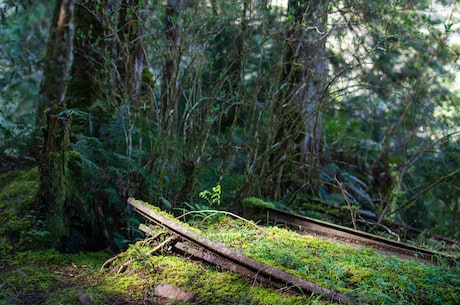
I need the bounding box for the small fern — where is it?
[199,184,221,206]
[58,108,89,119]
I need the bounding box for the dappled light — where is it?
[1,0,459,304]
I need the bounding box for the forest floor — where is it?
[1,167,459,305]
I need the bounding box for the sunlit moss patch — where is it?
[199,216,460,305]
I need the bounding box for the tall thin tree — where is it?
[161,0,183,131]
[267,0,328,198]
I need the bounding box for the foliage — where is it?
[199,184,222,206]
[0,2,51,156]
[1,0,460,247]
[0,167,45,255]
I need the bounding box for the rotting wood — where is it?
[128,197,357,304]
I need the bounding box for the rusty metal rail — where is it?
[303,200,460,249]
[127,198,364,304]
[265,208,458,264]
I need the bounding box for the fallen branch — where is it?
[128,198,358,304]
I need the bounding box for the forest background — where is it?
[0,0,459,252]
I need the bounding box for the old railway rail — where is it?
[126,198,459,304]
[264,208,458,264]
[301,199,460,251]
[127,198,366,304]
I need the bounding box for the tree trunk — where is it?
[37,0,74,246]
[117,0,145,109]
[37,0,146,251]
[267,0,328,198]
[37,0,74,125]
[285,0,327,162]
[161,0,183,131]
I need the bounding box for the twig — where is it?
[100,255,119,271]
[101,232,175,272]
[357,217,400,242]
[388,167,460,218]
[334,176,357,229]
[116,235,177,274]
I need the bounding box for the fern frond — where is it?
[58,108,89,119]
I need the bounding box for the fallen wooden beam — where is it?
[128,198,359,304]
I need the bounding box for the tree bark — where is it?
[37,0,146,251]
[267,0,328,198]
[37,0,74,126]
[161,0,183,131]
[37,0,75,245]
[284,0,328,161]
[117,0,145,109]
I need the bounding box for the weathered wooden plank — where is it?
[128,197,356,304]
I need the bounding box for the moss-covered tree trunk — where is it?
[37,0,74,246]
[37,0,146,251]
[282,0,328,159]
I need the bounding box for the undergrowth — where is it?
[1,169,459,305]
[0,167,43,255]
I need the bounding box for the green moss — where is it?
[201,218,460,305]
[243,197,276,209]
[249,287,309,305]
[242,197,276,220]
[2,222,458,305]
[0,249,110,304]
[100,241,327,304]
[301,202,342,218]
[0,167,41,254]
[68,149,82,161]
[0,167,38,209]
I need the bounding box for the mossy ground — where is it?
[0,246,326,305]
[198,216,460,305]
[0,167,41,255]
[1,169,459,305]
